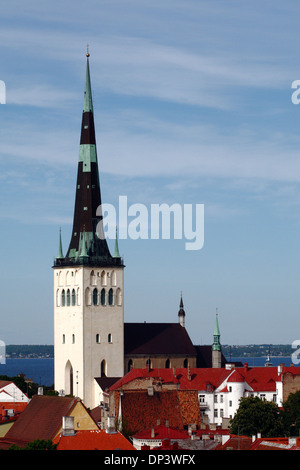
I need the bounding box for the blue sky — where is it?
[1,1,300,348]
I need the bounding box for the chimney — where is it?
[38,387,43,395]
[165,420,169,428]
[106,415,117,434]
[151,427,155,438]
[244,362,248,371]
[62,416,76,436]
[188,366,191,381]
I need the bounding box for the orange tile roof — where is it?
[53,429,135,450]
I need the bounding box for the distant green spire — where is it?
[57,228,64,259]
[114,226,120,258]
[212,308,221,351]
[83,50,93,113]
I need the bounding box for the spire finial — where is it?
[86,44,90,58]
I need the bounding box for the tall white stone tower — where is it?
[53,52,124,409]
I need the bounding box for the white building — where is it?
[197,363,284,427]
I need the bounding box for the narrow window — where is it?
[101,360,106,377]
[93,288,98,306]
[67,289,71,306]
[108,288,113,305]
[165,359,170,368]
[72,334,75,344]
[61,289,65,307]
[183,358,188,368]
[72,289,76,306]
[101,288,106,305]
[62,334,65,344]
[108,333,112,343]
[96,334,100,343]
[128,359,133,372]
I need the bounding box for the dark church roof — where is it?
[124,323,197,356]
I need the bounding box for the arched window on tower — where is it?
[101,270,107,286]
[85,287,91,306]
[101,288,106,306]
[61,289,65,307]
[67,289,71,306]
[72,289,76,306]
[116,288,122,306]
[93,288,98,306]
[56,289,60,307]
[111,270,116,286]
[101,360,106,377]
[165,359,170,368]
[108,288,113,305]
[183,358,188,368]
[90,270,96,286]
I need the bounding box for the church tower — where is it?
[212,309,222,368]
[53,52,124,409]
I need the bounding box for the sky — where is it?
[1,1,300,349]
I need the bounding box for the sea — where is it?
[0,356,299,388]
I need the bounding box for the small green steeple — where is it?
[212,308,221,351]
[57,228,64,259]
[114,226,120,258]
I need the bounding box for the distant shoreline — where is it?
[4,343,294,359]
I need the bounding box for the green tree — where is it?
[281,390,300,436]
[229,396,284,437]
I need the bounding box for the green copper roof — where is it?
[83,57,93,113]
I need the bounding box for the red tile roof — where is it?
[53,429,135,450]
[132,424,189,441]
[111,365,294,394]
[215,435,253,450]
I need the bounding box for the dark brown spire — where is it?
[55,54,122,267]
